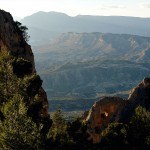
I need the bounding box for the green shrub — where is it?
[13,58,32,77]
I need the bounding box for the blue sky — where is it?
[0,0,150,18]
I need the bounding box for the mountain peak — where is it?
[24,11,69,18]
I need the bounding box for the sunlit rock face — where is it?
[0,9,50,130]
[83,78,150,143]
[83,97,126,143]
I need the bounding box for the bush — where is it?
[15,21,30,42]
[13,58,32,77]
[0,94,43,150]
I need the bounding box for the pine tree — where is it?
[0,94,43,150]
[0,48,45,149]
[47,108,72,149]
[127,106,150,149]
[0,48,18,103]
[100,122,128,150]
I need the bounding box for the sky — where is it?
[0,0,150,18]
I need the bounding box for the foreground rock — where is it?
[120,77,150,122]
[83,78,150,143]
[83,97,126,143]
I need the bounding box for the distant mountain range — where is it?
[20,11,150,45]
[20,11,150,111]
[33,32,150,100]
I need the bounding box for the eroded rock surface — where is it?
[120,77,150,122]
[83,78,150,143]
[83,97,126,143]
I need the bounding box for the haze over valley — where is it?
[18,11,150,112]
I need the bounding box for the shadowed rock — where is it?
[83,97,126,143]
[0,9,51,133]
[83,78,150,143]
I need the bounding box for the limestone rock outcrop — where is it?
[83,97,126,143]
[128,77,150,108]
[120,77,150,122]
[83,77,150,143]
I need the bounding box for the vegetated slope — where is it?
[20,11,150,44]
[0,9,51,130]
[33,32,150,100]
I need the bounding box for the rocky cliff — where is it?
[120,77,150,122]
[83,97,127,143]
[0,10,35,68]
[0,10,51,132]
[83,78,150,143]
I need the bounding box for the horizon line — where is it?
[12,10,150,19]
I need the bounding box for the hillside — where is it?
[0,9,51,133]
[33,32,150,104]
[20,11,150,111]
[20,11,150,44]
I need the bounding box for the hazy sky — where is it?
[0,0,150,18]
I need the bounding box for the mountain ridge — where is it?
[20,11,150,44]
[33,32,150,101]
